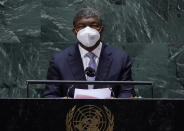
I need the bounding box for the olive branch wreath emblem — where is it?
[66,105,114,131]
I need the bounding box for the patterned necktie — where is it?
[85,52,97,89]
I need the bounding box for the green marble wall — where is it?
[0,0,184,98]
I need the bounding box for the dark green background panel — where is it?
[0,0,184,98]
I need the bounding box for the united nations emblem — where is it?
[66,105,114,131]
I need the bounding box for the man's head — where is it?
[72,8,104,52]
[73,8,103,27]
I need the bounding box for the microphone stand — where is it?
[66,85,74,99]
[108,87,115,98]
[66,67,93,98]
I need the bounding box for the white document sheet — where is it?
[74,88,111,99]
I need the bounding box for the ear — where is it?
[99,26,104,35]
[72,28,77,36]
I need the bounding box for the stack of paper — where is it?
[74,88,111,99]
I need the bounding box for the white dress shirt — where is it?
[78,42,102,71]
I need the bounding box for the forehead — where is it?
[75,17,101,25]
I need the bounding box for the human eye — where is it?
[90,24,100,29]
[75,24,86,29]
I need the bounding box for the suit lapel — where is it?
[67,44,86,81]
[95,43,112,82]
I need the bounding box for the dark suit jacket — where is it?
[43,43,135,98]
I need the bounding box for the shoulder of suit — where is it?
[52,43,129,59]
[52,44,76,59]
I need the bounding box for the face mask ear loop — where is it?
[98,27,102,33]
[75,29,78,34]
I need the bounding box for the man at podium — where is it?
[43,8,135,98]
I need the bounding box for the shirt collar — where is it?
[78,42,102,58]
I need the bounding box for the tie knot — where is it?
[85,52,96,59]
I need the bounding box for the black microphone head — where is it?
[85,67,95,77]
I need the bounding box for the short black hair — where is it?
[73,8,102,26]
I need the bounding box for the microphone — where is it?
[85,67,95,77]
[66,67,95,98]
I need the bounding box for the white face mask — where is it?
[76,26,100,47]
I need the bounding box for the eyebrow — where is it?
[76,22,99,25]
[90,22,99,25]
